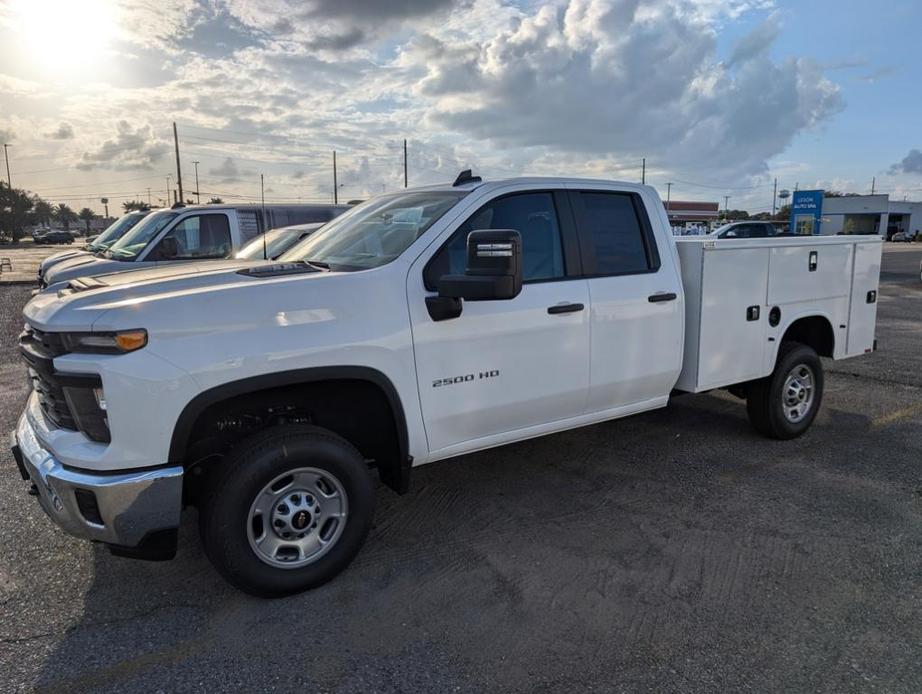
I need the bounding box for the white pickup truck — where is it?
[12,174,882,596]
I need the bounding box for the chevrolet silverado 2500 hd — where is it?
[12,174,882,596]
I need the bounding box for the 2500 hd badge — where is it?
[432,370,500,388]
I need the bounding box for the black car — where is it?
[33,230,75,245]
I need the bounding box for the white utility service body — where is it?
[674,235,881,393]
[12,176,882,595]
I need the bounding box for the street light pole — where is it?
[166,175,172,206]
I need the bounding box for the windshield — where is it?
[711,224,735,236]
[236,228,306,260]
[88,212,147,252]
[105,210,179,260]
[280,191,465,270]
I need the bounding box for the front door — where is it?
[409,190,591,457]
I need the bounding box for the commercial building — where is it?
[789,191,922,237]
[664,200,719,229]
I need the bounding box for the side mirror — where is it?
[440,229,523,300]
[155,236,179,260]
[426,229,523,321]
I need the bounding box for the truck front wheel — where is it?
[199,425,375,597]
[746,342,824,440]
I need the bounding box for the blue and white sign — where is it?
[790,190,823,235]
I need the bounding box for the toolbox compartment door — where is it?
[846,241,882,356]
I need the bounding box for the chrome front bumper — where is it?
[12,412,183,550]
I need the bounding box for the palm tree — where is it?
[54,203,77,230]
[78,208,96,234]
[208,197,223,204]
[122,200,148,212]
[32,198,54,228]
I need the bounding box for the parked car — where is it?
[709,221,784,239]
[235,223,324,260]
[33,229,75,245]
[12,174,882,596]
[891,230,913,242]
[38,210,154,284]
[39,204,350,288]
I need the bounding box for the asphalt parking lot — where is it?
[1,246,920,693]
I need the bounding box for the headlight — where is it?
[61,329,148,354]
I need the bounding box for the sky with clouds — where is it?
[0,0,920,215]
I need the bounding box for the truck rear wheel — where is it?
[199,425,374,597]
[746,342,824,440]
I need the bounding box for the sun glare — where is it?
[11,0,118,73]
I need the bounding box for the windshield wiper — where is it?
[304,259,331,270]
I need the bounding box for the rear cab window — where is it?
[569,191,661,276]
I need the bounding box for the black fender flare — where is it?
[168,366,411,492]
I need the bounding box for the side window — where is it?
[425,192,565,289]
[575,192,658,275]
[148,214,231,260]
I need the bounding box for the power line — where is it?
[671,177,773,191]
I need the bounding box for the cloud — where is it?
[410,0,841,177]
[0,128,13,142]
[77,121,170,170]
[45,122,74,140]
[889,149,922,175]
[726,12,780,67]
[208,157,255,183]
[223,0,457,49]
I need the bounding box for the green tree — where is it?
[208,197,223,204]
[54,203,77,230]
[773,204,791,222]
[78,207,96,234]
[0,182,34,241]
[31,197,53,227]
[122,199,149,212]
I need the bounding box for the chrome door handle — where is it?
[648,292,677,303]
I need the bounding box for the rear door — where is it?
[569,189,684,413]
[409,188,591,455]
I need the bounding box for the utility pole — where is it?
[641,158,646,185]
[166,174,172,206]
[333,150,338,204]
[724,195,730,217]
[146,188,151,206]
[403,139,408,188]
[666,182,672,208]
[172,122,184,204]
[261,174,267,260]
[871,176,876,195]
[772,177,778,215]
[2,143,11,188]
[192,161,201,204]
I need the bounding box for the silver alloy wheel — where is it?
[247,467,348,569]
[781,363,815,424]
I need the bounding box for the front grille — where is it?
[28,367,77,429]
[20,326,76,430]
[19,325,110,442]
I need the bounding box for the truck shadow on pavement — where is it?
[31,389,922,692]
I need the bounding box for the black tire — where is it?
[199,425,374,597]
[746,342,824,440]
